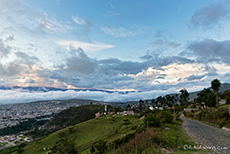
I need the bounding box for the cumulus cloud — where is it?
[190,2,230,28]
[44,48,205,92]
[188,39,230,64]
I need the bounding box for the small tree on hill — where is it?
[211,79,221,108]
[139,99,144,113]
[197,88,216,111]
[179,89,189,106]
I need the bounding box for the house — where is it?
[123,110,134,116]
[184,107,199,112]
[219,99,227,105]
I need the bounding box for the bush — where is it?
[161,111,173,124]
[51,138,77,154]
[144,115,161,128]
[91,140,107,154]
[113,128,163,154]
[219,120,226,128]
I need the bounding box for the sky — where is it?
[0,0,230,104]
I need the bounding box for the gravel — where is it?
[182,118,230,154]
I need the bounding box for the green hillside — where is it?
[21,115,143,154]
[29,105,109,138]
[46,105,108,128]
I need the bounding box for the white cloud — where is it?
[56,40,114,52]
[72,16,87,25]
[101,26,138,38]
[0,88,178,105]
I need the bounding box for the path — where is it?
[182,118,230,154]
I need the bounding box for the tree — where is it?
[179,89,189,106]
[211,79,221,93]
[223,90,230,104]
[139,99,144,113]
[165,95,173,107]
[156,96,163,109]
[151,99,156,108]
[211,79,221,108]
[197,88,216,111]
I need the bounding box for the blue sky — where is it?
[0,0,230,104]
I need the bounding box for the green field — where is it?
[20,115,143,154]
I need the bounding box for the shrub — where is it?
[91,140,107,154]
[219,119,226,128]
[161,111,173,124]
[114,128,163,154]
[51,138,77,154]
[144,115,161,128]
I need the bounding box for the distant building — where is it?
[123,110,134,116]
[184,108,199,112]
[219,99,227,105]
[105,105,107,112]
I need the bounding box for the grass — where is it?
[6,112,210,154]
[20,115,143,154]
[107,119,208,154]
[186,104,230,128]
[161,120,208,153]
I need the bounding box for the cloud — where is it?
[148,39,181,49]
[64,48,96,75]
[190,2,230,28]
[0,0,72,39]
[188,39,230,64]
[0,38,11,58]
[185,75,206,81]
[101,26,136,37]
[56,40,114,52]
[0,87,178,105]
[104,2,121,16]
[72,16,88,25]
[46,48,202,92]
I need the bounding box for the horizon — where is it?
[1,0,230,104]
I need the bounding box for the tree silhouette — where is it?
[197,88,216,111]
[179,89,189,106]
[211,79,221,108]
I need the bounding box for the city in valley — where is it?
[0,99,104,149]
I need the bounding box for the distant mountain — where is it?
[219,83,230,93]
[186,83,230,101]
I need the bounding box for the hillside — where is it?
[46,104,109,128]
[29,105,109,138]
[20,115,144,154]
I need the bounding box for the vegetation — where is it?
[185,105,230,128]
[1,105,208,154]
[29,105,109,138]
[197,88,216,109]
[2,78,228,153]
[180,89,189,106]
[0,118,48,136]
[47,105,109,128]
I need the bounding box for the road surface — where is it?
[182,118,230,154]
